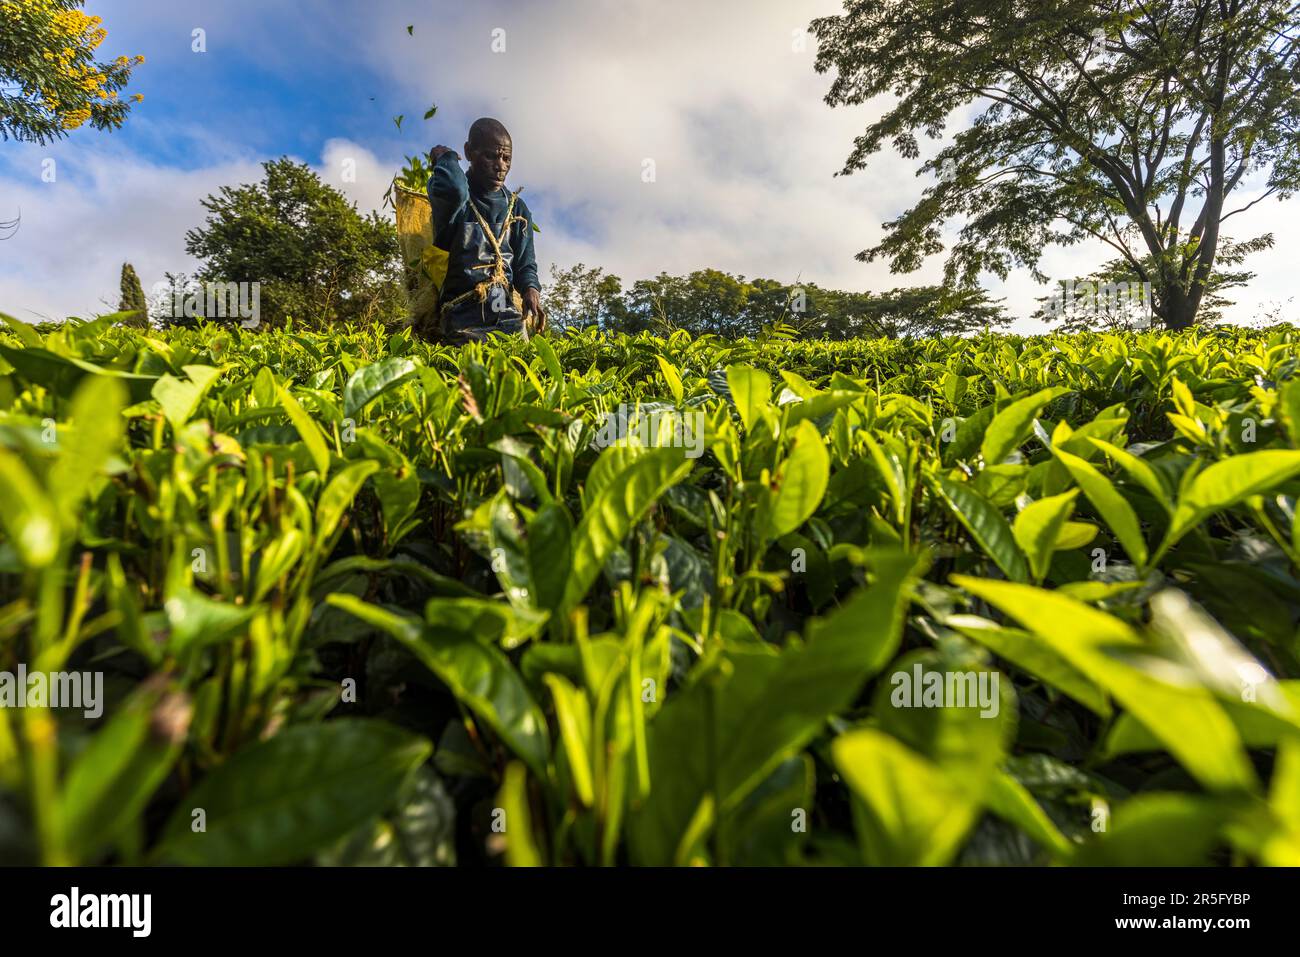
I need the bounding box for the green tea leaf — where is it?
[48,374,127,521]
[932,475,1030,582]
[527,502,573,612]
[725,364,771,432]
[497,762,543,866]
[253,529,307,601]
[326,596,550,776]
[981,387,1067,464]
[61,682,187,863]
[563,447,693,615]
[317,766,456,866]
[655,355,684,405]
[164,586,255,654]
[954,577,1257,793]
[1163,450,1300,552]
[1012,490,1079,582]
[766,419,829,539]
[1089,437,1170,507]
[152,375,203,429]
[277,383,331,477]
[0,450,60,568]
[863,434,907,526]
[0,344,158,403]
[315,459,380,543]
[947,615,1110,717]
[343,357,417,418]
[942,372,968,406]
[423,596,548,649]
[984,770,1074,861]
[1278,377,1300,448]
[1052,446,1149,568]
[0,311,43,347]
[630,551,922,865]
[833,728,979,866]
[784,388,864,427]
[534,335,563,382]
[1073,793,1233,867]
[544,674,595,807]
[156,720,430,865]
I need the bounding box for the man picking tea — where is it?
[427,117,546,343]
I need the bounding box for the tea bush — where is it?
[1,314,1298,866]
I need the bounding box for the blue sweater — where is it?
[426,152,540,308]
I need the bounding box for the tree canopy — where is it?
[184,158,404,328]
[0,0,143,144]
[116,262,148,327]
[544,263,628,332]
[812,0,1300,330]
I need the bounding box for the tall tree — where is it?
[1034,234,1269,329]
[185,158,404,328]
[812,1,1300,330]
[148,271,196,328]
[543,262,627,331]
[116,261,148,327]
[0,0,144,144]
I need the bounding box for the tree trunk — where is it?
[1160,284,1197,331]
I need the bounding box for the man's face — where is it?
[465,133,512,190]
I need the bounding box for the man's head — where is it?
[464,117,512,191]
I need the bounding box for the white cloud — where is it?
[0,145,265,322]
[0,139,415,322]
[344,1,942,297]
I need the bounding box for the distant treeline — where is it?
[543,264,1010,340]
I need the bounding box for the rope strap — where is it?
[440,189,529,316]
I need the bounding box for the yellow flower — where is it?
[61,107,92,129]
[131,93,143,102]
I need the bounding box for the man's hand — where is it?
[429,145,458,162]
[522,287,547,331]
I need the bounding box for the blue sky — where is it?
[60,2,448,170]
[1,0,1295,327]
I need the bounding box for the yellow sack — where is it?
[393,181,448,340]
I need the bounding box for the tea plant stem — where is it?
[32,565,61,657]
[58,551,93,656]
[213,510,233,600]
[23,707,67,865]
[1250,501,1300,568]
[704,678,726,866]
